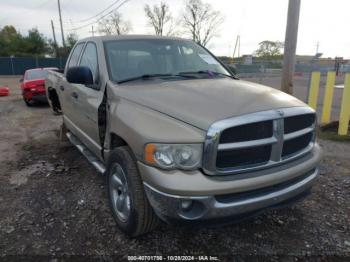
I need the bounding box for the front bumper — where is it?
[140,144,321,223]
[144,168,317,222]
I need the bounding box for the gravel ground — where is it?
[0,77,349,261]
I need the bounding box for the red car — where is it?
[20,68,58,106]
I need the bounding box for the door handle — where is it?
[71,92,78,99]
[60,86,64,91]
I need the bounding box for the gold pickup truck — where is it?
[45,35,322,237]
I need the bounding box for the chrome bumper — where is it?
[144,168,318,222]
[31,93,48,102]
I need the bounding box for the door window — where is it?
[67,43,84,69]
[80,42,99,85]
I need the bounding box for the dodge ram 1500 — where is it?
[45,35,322,237]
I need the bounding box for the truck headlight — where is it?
[144,143,202,170]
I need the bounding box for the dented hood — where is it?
[112,78,307,130]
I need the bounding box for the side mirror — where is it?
[66,66,93,85]
[19,77,23,83]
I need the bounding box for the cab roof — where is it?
[79,34,192,43]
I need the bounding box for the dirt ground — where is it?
[0,76,349,261]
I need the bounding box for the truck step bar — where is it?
[66,132,106,174]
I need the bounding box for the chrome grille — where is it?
[203,107,316,176]
[219,120,273,143]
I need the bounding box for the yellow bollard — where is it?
[308,72,321,110]
[338,73,350,135]
[321,72,336,124]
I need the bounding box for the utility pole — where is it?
[316,41,320,54]
[232,35,240,62]
[57,0,66,48]
[281,0,301,95]
[89,25,95,37]
[51,20,58,57]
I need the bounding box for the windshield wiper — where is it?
[117,73,196,84]
[117,74,172,84]
[179,70,235,79]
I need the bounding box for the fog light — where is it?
[180,200,193,211]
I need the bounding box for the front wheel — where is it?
[106,146,159,237]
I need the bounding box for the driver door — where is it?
[72,42,104,159]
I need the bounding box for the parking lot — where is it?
[0,76,349,260]
[240,73,346,123]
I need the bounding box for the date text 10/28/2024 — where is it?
[128,255,220,261]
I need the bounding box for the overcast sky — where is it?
[0,0,349,58]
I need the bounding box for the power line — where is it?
[73,0,122,24]
[59,0,122,32]
[66,0,129,31]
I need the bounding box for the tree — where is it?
[66,33,78,51]
[47,39,58,57]
[0,25,73,57]
[255,41,284,60]
[144,2,175,36]
[0,26,48,56]
[0,25,23,56]
[21,28,48,56]
[98,12,132,35]
[49,33,78,57]
[182,0,224,46]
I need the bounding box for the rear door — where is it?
[72,42,104,159]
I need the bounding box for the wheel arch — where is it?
[47,86,62,113]
[110,132,128,148]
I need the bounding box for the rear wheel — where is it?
[23,97,33,107]
[106,146,159,237]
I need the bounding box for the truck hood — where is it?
[112,78,306,130]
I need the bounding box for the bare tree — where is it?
[144,2,175,36]
[98,12,132,35]
[182,0,224,46]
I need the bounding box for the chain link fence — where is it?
[224,58,350,123]
[227,58,350,78]
[0,57,67,75]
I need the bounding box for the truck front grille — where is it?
[219,120,273,143]
[203,107,316,176]
[216,145,272,168]
[282,132,313,158]
[284,113,316,134]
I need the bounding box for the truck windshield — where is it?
[104,39,231,83]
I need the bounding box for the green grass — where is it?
[317,121,350,142]
[317,129,350,143]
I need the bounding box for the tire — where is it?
[23,97,32,107]
[51,105,62,115]
[106,146,159,237]
[48,89,62,115]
